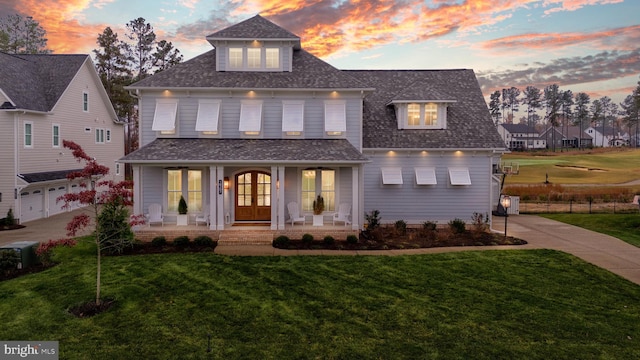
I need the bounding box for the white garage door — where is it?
[48,185,68,216]
[21,189,44,222]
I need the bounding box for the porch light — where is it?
[224,177,229,189]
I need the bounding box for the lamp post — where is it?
[500,195,511,240]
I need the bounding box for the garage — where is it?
[20,189,44,223]
[48,185,68,216]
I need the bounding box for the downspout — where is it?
[13,111,20,221]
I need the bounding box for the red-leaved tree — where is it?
[56,140,145,306]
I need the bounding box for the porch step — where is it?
[217,231,274,246]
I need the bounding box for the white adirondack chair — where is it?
[287,202,306,226]
[332,203,352,226]
[147,203,164,227]
[195,206,210,227]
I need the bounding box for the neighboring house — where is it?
[0,52,124,223]
[585,126,629,147]
[497,123,545,150]
[539,126,565,150]
[563,126,593,148]
[120,15,506,229]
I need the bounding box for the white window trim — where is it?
[52,124,60,148]
[83,91,89,112]
[282,100,304,136]
[106,129,111,142]
[227,47,282,71]
[239,100,263,136]
[324,100,346,136]
[24,121,33,148]
[381,167,403,185]
[196,99,221,136]
[448,167,471,186]
[396,102,448,130]
[415,167,437,185]
[95,128,105,144]
[115,162,121,176]
[152,99,178,135]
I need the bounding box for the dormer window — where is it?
[266,48,279,68]
[394,101,450,130]
[226,46,281,71]
[229,48,243,68]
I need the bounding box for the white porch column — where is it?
[216,166,225,230]
[276,166,285,229]
[132,165,141,215]
[351,166,360,230]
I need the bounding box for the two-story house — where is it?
[586,126,629,147]
[497,123,546,150]
[0,52,124,223]
[121,15,506,232]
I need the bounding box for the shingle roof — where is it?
[0,52,88,112]
[347,70,506,149]
[119,138,369,163]
[128,48,370,90]
[207,14,299,41]
[500,123,538,134]
[18,169,82,183]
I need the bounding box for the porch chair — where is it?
[195,206,210,227]
[287,202,306,226]
[332,203,352,226]
[147,203,164,227]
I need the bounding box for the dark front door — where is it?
[235,171,271,221]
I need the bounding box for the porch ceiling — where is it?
[119,138,369,164]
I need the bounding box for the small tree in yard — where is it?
[56,140,144,309]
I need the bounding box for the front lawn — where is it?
[1,243,639,359]
[541,213,640,248]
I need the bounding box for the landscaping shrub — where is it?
[323,235,335,246]
[394,220,407,236]
[422,221,437,231]
[471,212,489,232]
[346,234,358,244]
[35,239,77,265]
[173,236,190,247]
[364,210,381,230]
[5,208,15,226]
[0,249,19,273]
[97,197,135,255]
[273,235,290,248]
[194,236,214,246]
[448,218,467,234]
[302,233,314,245]
[151,236,167,247]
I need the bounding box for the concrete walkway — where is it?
[3,211,640,285]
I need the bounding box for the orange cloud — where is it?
[481,25,640,52]
[543,0,624,15]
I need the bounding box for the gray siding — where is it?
[363,151,493,224]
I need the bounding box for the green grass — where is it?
[541,213,640,248]
[1,242,640,359]
[503,149,640,185]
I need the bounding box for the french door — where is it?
[234,171,271,221]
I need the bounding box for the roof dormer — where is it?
[388,82,456,130]
[206,15,300,72]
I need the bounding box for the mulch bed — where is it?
[0,224,26,231]
[68,298,116,318]
[115,242,217,256]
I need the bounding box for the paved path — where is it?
[3,211,640,285]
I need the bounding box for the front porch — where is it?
[134,222,359,245]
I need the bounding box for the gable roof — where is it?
[348,70,506,149]
[206,15,300,44]
[129,48,371,90]
[0,52,88,112]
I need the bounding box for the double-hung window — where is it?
[95,128,105,144]
[167,169,203,213]
[52,124,60,148]
[229,48,243,69]
[24,122,33,148]
[83,91,89,112]
[396,101,450,129]
[302,169,335,213]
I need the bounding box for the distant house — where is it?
[585,126,629,147]
[564,126,593,148]
[497,123,545,150]
[0,52,124,223]
[120,15,506,229]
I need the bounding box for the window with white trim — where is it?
[52,124,60,148]
[415,167,437,185]
[24,122,33,148]
[115,163,121,176]
[302,169,335,212]
[95,128,105,144]
[188,170,203,212]
[152,99,178,135]
[282,101,304,136]
[195,99,221,135]
[247,48,261,68]
[266,48,279,69]
[324,100,346,136]
[106,129,111,142]
[239,100,263,136]
[381,167,403,185]
[396,102,448,129]
[229,48,243,68]
[448,168,471,185]
[167,170,182,212]
[83,91,89,112]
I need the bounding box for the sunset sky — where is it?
[1,0,638,107]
